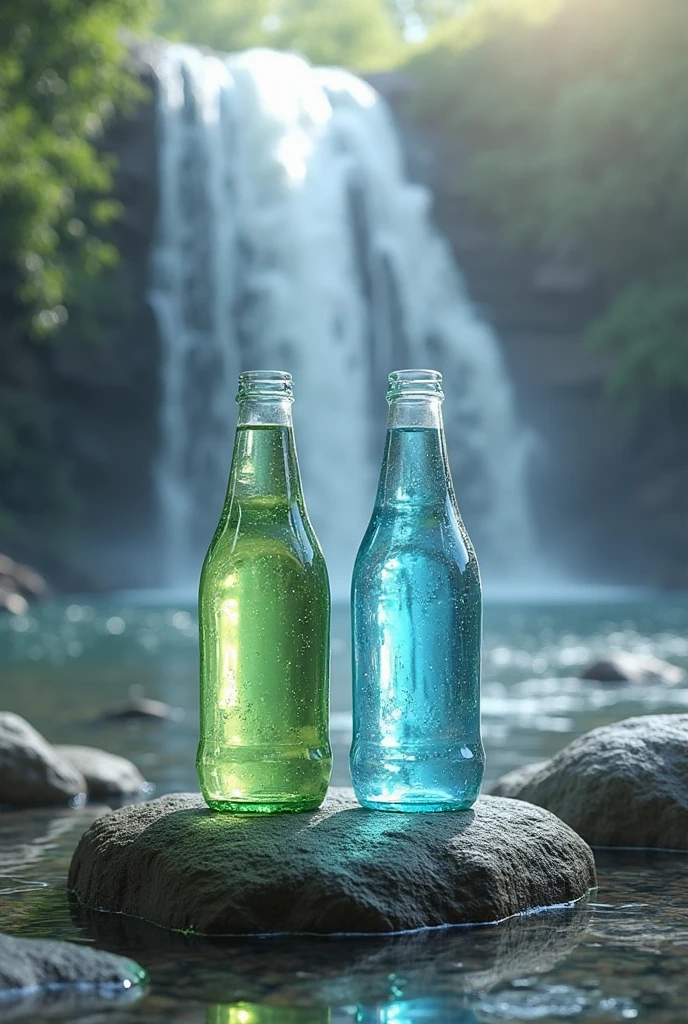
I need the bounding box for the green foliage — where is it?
[589,271,688,414]
[0,0,153,554]
[151,0,403,70]
[270,0,402,69]
[391,0,472,36]
[152,0,271,53]
[0,0,152,339]
[408,0,688,410]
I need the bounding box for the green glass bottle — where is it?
[197,371,332,813]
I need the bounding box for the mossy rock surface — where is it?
[69,788,595,935]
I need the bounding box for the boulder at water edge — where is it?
[490,714,688,848]
[55,745,153,800]
[0,713,86,807]
[0,933,145,1016]
[0,713,151,806]
[69,788,596,934]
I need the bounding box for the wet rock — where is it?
[69,788,595,935]
[54,745,152,800]
[490,761,548,799]
[580,651,685,685]
[489,714,688,848]
[93,696,183,722]
[0,933,145,1018]
[0,713,86,808]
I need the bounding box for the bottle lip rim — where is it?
[388,368,444,399]
[237,370,293,401]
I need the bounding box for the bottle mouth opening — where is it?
[237,370,293,401]
[387,368,444,400]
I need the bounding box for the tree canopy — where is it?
[0,0,151,339]
[151,0,403,70]
[408,0,688,411]
[0,0,152,550]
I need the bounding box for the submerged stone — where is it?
[490,714,688,848]
[68,788,595,935]
[0,713,86,807]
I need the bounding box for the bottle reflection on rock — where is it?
[351,370,484,812]
[197,371,332,813]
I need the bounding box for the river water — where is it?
[1,593,688,1022]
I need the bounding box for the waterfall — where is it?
[149,44,534,596]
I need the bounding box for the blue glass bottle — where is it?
[351,369,484,812]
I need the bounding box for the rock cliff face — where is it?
[371,72,688,588]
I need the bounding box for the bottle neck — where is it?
[228,398,301,503]
[386,395,444,431]
[377,395,452,508]
[237,397,293,428]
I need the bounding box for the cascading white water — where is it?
[149,44,534,595]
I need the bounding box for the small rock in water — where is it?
[0,713,86,808]
[580,650,685,685]
[93,697,184,722]
[0,553,48,616]
[489,713,688,848]
[69,788,596,935]
[54,745,153,800]
[0,932,145,1017]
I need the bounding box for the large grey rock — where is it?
[490,761,548,799]
[69,788,595,935]
[54,745,152,799]
[0,713,86,807]
[580,651,685,685]
[490,714,688,848]
[0,933,145,1018]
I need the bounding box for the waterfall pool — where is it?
[1,593,688,1022]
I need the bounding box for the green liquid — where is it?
[198,425,332,813]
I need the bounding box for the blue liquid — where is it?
[351,427,484,812]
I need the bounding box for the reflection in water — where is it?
[0,985,143,1023]
[208,1006,330,1023]
[208,1002,477,1023]
[72,899,589,1017]
[0,806,105,874]
[205,1003,479,1019]
[351,1000,477,1022]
